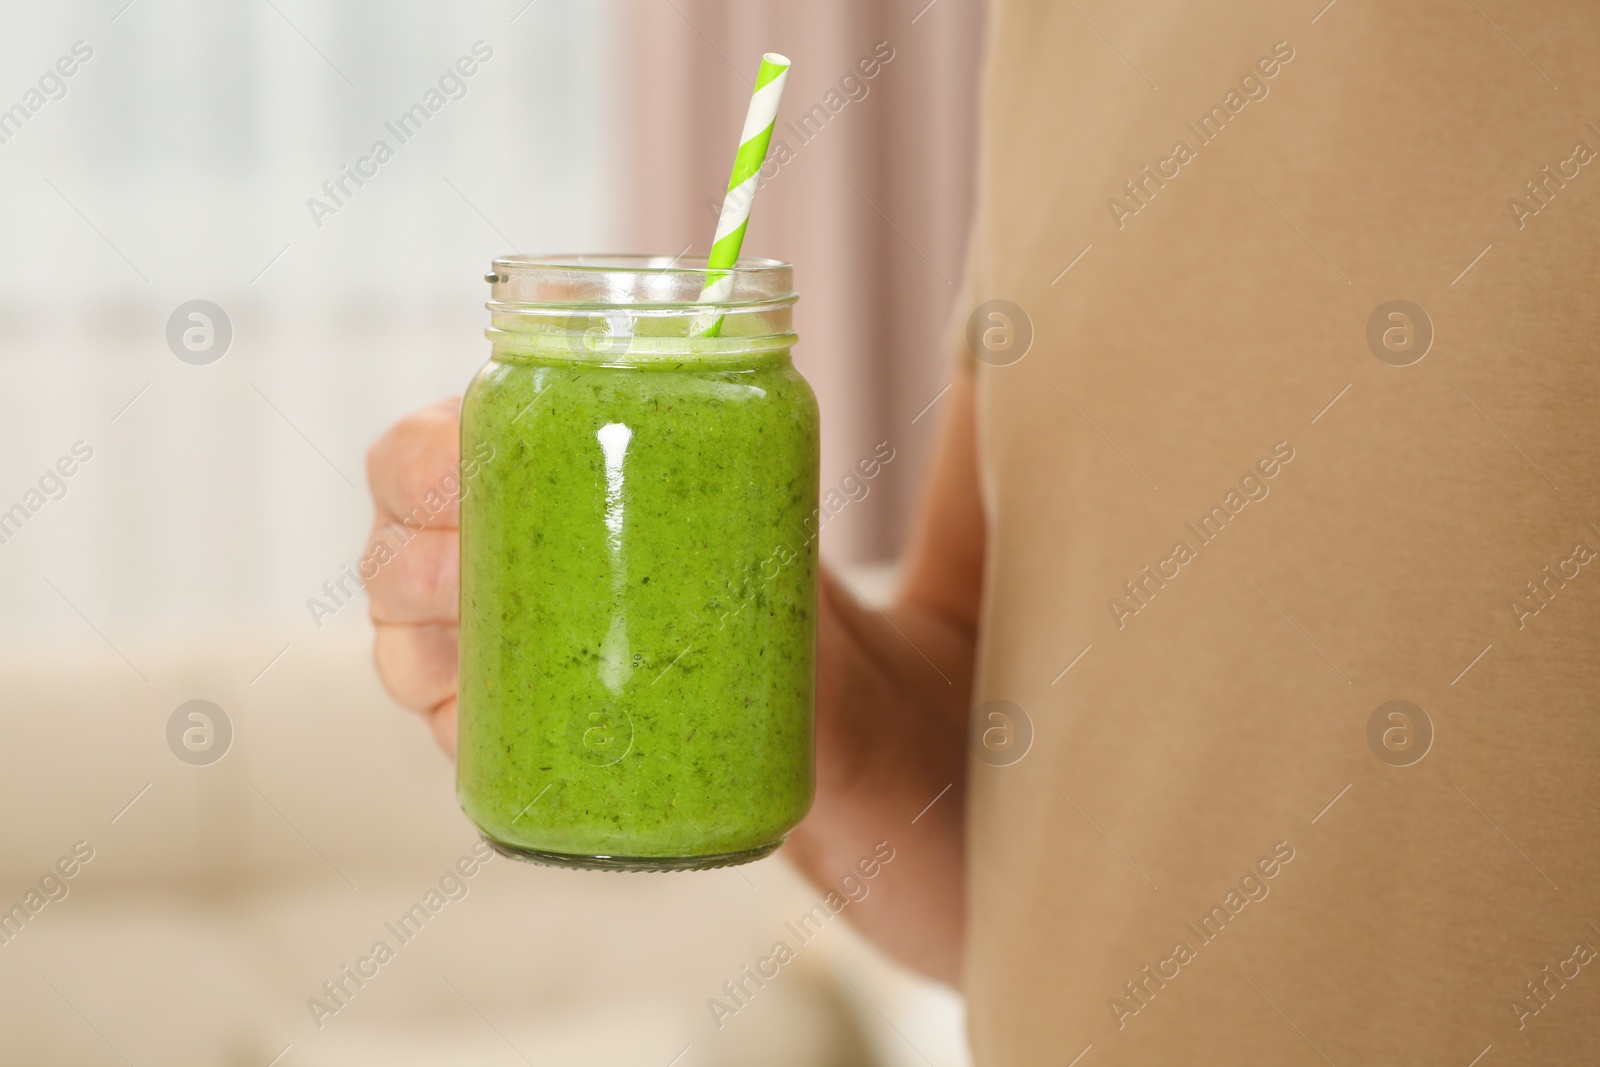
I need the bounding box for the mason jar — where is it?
[457,254,818,871]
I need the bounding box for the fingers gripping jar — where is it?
[457,255,818,871]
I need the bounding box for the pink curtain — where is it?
[627,0,985,563]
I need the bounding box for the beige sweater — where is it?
[960,1,1600,1063]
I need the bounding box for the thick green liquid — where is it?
[457,347,818,862]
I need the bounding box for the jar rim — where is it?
[489,252,789,277]
[487,253,796,311]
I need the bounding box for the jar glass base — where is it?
[482,835,783,872]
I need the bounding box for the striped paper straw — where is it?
[693,52,790,337]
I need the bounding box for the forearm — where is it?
[783,568,974,985]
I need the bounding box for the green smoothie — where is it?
[456,295,818,869]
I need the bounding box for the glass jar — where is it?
[457,254,818,871]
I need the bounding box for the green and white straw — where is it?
[693,52,790,337]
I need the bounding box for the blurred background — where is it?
[0,0,982,1063]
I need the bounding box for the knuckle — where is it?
[372,623,458,711]
[371,625,407,691]
[368,403,460,504]
[366,532,458,622]
[396,535,445,600]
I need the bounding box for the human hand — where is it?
[364,396,463,756]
